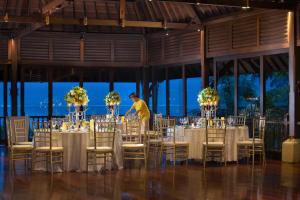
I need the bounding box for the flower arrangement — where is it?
[197,87,219,106]
[64,86,89,106]
[105,91,121,106]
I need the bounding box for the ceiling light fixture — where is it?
[45,14,50,25]
[4,12,8,23]
[83,16,88,26]
[242,0,250,9]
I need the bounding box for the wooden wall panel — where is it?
[0,39,8,61]
[259,11,288,46]
[84,39,111,62]
[147,31,201,66]
[53,38,80,61]
[207,10,289,58]
[114,39,142,62]
[20,37,49,60]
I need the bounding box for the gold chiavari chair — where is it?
[87,120,116,172]
[162,118,189,166]
[237,117,266,165]
[122,118,147,168]
[6,117,33,173]
[203,119,227,168]
[32,120,64,174]
[228,115,246,127]
[10,116,32,145]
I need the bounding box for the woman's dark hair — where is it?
[129,92,138,98]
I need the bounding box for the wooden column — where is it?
[8,38,18,116]
[288,11,300,138]
[165,67,170,116]
[201,28,209,88]
[182,65,187,116]
[136,68,140,96]
[79,71,84,88]
[142,67,149,105]
[3,65,8,116]
[259,55,266,116]
[151,66,157,114]
[213,59,218,89]
[20,66,25,116]
[109,70,114,92]
[234,59,239,116]
[48,68,53,119]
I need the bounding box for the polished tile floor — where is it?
[1,147,300,200]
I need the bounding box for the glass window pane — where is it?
[53,82,79,116]
[157,80,166,115]
[170,79,183,116]
[84,82,109,115]
[25,82,48,116]
[114,82,136,115]
[187,77,202,116]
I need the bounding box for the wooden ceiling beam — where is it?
[0,15,198,30]
[159,0,294,10]
[42,0,70,15]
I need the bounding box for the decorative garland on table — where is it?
[64,86,89,106]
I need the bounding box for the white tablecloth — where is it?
[34,130,123,172]
[176,126,249,161]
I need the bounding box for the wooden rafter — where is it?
[0,15,199,30]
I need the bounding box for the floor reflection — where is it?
[1,146,300,200]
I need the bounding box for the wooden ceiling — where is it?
[0,0,243,35]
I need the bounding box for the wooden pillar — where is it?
[259,55,266,116]
[136,68,140,96]
[109,70,114,92]
[3,65,8,116]
[8,38,18,116]
[79,71,84,88]
[182,65,187,116]
[288,11,300,138]
[20,66,25,116]
[151,66,157,114]
[213,59,218,89]
[234,59,239,116]
[48,68,53,119]
[201,28,209,88]
[142,67,149,105]
[165,67,170,116]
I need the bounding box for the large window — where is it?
[217,61,234,116]
[187,77,202,115]
[114,82,136,115]
[238,58,260,116]
[169,79,183,116]
[84,82,109,115]
[157,80,166,115]
[53,82,79,116]
[25,82,48,116]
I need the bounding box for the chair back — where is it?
[124,118,142,143]
[252,117,266,141]
[9,116,29,144]
[160,118,177,143]
[32,120,54,150]
[205,119,226,145]
[92,121,116,149]
[228,115,246,127]
[153,114,163,131]
[91,115,108,122]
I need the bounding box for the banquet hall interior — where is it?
[0,0,300,199]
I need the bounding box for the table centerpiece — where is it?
[105,91,121,117]
[198,87,219,119]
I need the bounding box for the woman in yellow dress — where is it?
[125,93,150,133]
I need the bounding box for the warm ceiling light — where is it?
[4,12,8,23]
[242,0,250,9]
[196,2,200,5]
[83,16,88,26]
[45,15,50,25]
[197,28,201,32]
[165,30,169,36]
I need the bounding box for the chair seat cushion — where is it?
[11,144,33,150]
[35,146,64,151]
[86,146,113,152]
[163,141,189,146]
[122,143,145,148]
[203,142,224,147]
